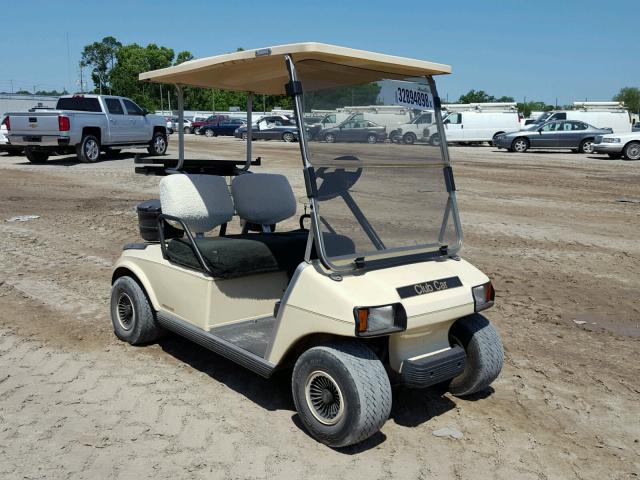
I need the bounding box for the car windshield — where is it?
[296,60,461,267]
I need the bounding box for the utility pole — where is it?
[160,84,164,114]
[9,79,13,93]
[79,61,84,93]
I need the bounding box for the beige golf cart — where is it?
[110,43,503,447]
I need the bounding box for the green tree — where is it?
[613,87,640,114]
[110,43,175,109]
[457,89,514,104]
[304,84,381,110]
[81,36,122,94]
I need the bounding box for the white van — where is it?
[423,110,521,145]
[391,110,435,144]
[534,104,631,133]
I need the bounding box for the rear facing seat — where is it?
[161,173,354,279]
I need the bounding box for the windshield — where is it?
[296,60,461,267]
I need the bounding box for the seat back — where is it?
[231,173,296,228]
[160,174,234,234]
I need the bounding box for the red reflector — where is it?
[2,116,9,130]
[58,116,70,132]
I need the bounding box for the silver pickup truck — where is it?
[6,95,167,163]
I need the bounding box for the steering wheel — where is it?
[314,156,363,201]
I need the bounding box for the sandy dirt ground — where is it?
[0,135,638,479]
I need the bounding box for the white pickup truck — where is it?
[6,94,167,163]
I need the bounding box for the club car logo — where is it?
[396,276,462,299]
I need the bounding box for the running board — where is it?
[156,311,276,378]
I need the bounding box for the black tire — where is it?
[292,341,391,448]
[184,126,191,134]
[324,133,336,143]
[448,314,504,397]
[194,127,201,135]
[110,276,163,345]
[571,148,579,153]
[241,132,248,141]
[623,141,640,161]
[203,128,215,138]
[147,131,168,156]
[607,153,623,159]
[24,148,49,163]
[366,134,378,144]
[579,138,595,154]
[76,135,101,163]
[511,137,529,153]
[429,134,441,146]
[282,131,295,143]
[403,132,417,145]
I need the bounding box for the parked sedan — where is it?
[493,120,612,153]
[593,132,640,160]
[200,118,246,137]
[321,119,387,143]
[234,115,300,142]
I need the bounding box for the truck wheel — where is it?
[429,134,441,146]
[403,132,417,145]
[579,138,594,154]
[147,131,167,156]
[76,135,101,163]
[448,314,504,397]
[194,127,201,135]
[282,132,295,142]
[623,141,640,161]
[110,276,163,345]
[511,137,529,153]
[203,128,215,137]
[292,341,391,448]
[24,148,49,163]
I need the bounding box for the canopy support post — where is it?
[176,85,185,170]
[245,93,253,169]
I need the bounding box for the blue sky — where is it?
[0,0,636,104]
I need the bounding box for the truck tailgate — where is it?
[9,112,61,137]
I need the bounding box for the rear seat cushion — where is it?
[166,231,355,279]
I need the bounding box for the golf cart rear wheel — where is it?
[623,141,640,161]
[448,314,504,397]
[110,276,163,345]
[579,138,594,154]
[24,148,49,163]
[292,341,391,448]
[511,137,529,153]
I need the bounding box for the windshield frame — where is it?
[285,56,463,272]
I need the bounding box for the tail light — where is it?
[58,115,70,132]
[2,116,9,131]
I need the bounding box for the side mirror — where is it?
[141,108,149,116]
[537,128,543,133]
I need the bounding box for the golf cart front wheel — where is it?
[448,314,504,397]
[292,341,391,448]
[110,276,163,345]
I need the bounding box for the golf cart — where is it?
[111,43,503,448]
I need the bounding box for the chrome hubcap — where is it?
[154,136,166,153]
[582,142,593,153]
[283,133,294,142]
[305,371,345,425]
[325,134,334,143]
[514,140,527,152]
[205,129,213,137]
[85,139,99,160]
[367,135,376,144]
[116,293,135,331]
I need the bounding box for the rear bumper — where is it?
[593,143,623,154]
[8,135,71,148]
[400,345,466,388]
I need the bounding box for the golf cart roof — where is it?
[139,42,451,95]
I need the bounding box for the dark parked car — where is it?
[234,115,300,142]
[321,119,387,143]
[493,120,612,153]
[200,118,246,137]
[192,114,229,134]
